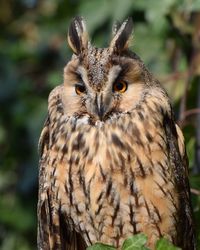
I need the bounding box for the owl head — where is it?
[62,16,153,123]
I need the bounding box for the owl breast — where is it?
[49,89,179,249]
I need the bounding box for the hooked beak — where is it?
[94,94,106,120]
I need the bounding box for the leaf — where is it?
[155,238,181,250]
[86,243,116,250]
[122,234,150,250]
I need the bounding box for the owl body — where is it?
[38,17,195,250]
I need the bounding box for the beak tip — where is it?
[97,107,105,120]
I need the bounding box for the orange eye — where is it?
[75,83,86,95]
[113,81,127,93]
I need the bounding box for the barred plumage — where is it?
[37,17,195,250]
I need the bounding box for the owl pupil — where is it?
[75,83,86,95]
[113,81,127,93]
[116,83,123,90]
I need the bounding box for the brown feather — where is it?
[38,17,196,250]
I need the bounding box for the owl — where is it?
[37,17,195,250]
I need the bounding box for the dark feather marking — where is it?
[99,164,106,181]
[86,176,94,205]
[168,192,179,211]
[52,176,56,186]
[119,220,124,235]
[138,111,144,120]
[62,144,68,154]
[156,141,165,151]
[110,191,115,205]
[158,132,167,144]
[168,189,174,201]
[130,180,138,197]
[146,132,153,142]
[130,179,136,195]
[155,181,167,196]
[132,124,141,137]
[52,165,57,176]
[39,201,49,245]
[52,224,60,234]
[81,174,87,197]
[75,156,80,165]
[106,178,113,197]
[68,17,83,54]
[112,201,120,226]
[144,199,151,217]
[84,230,93,245]
[112,134,124,149]
[57,103,63,113]
[89,214,95,229]
[76,233,88,250]
[50,131,56,147]
[118,152,125,172]
[137,157,146,177]
[70,119,77,133]
[123,172,128,186]
[75,204,83,216]
[64,184,68,195]
[129,203,137,234]
[127,153,131,163]
[120,62,132,75]
[155,223,162,238]
[171,212,178,224]
[72,133,85,151]
[160,173,168,184]
[68,160,74,205]
[129,171,139,207]
[47,190,53,226]
[38,118,50,157]
[83,147,89,158]
[96,191,104,203]
[60,146,67,162]
[151,202,162,222]
[95,203,103,215]
[131,125,143,146]
[158,161,166,173]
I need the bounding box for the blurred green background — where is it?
[0,0,200,249]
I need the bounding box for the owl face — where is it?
[62,17,145,123]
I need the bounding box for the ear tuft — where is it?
[67,16,89,55]
[110,17,133,53]
[112,20,121,37]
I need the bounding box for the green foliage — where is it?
[87,234,181,250]
[87,243,116,250]
[121,234,149,250]
[0,0,200,249]
[155,238,181,250]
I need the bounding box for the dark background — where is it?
[0,0,200,249]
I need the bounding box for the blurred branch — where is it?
[178,107,200,129]
[194,79,200,174]
[182,108,200,118]
[178,71,192,125]
[161,71,188,85]
[191,188,200,196]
